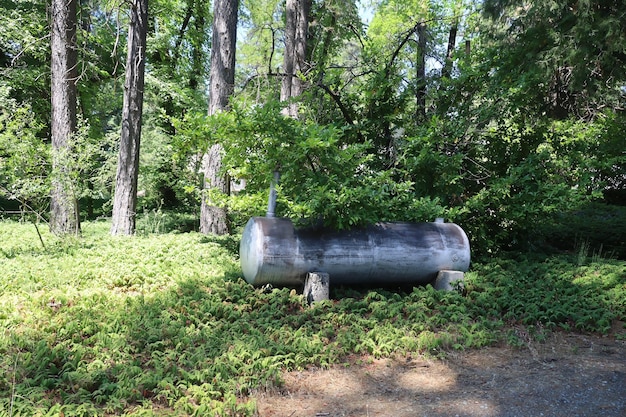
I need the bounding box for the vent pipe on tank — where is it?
[266,171,280,218]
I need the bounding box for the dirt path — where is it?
[255,332,626,417]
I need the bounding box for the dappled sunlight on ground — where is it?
[255,333,626,417]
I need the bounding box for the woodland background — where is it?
[1,0,624,253]
[1,1,625,415]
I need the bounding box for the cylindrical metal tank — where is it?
[239,217,470,286]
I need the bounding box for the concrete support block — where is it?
[304,272,330,305]
[433,270,465,291]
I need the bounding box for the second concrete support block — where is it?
[304,272,330,305]
[433,270,465,291]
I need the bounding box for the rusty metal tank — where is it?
[239,217,470,286]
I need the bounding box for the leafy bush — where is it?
[539,202,626,260]
[173,100,625,260]
[0,86,117,224]
[0,86,49,217]
[175,103,455,231]
[367,99,626,256]
[137,127,201,213]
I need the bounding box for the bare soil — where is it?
[255,332,626,417]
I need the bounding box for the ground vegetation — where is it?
[0,217,624,415]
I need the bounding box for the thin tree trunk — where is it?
[280,0,310,117]
[280,0,296,106]
[415,23,427,124]
[188,0,206,90]
[50,0,80,235]
[199,0,238,235]
[292,0,310,98]
[442,19,458,79]
[110,0,148,235]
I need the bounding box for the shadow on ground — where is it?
[255,332,626,417]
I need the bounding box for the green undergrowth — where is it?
[1,220,624,416]
[540,202,626,260]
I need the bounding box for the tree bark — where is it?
[188,0,206,90]
[415,23,427,124]
[442,19,458,79]
[110,0,148,235]
[199,0,238,235]
[280,0,311,117]
[50,0,80,235]
[291,0,310,98]
[280,0,296,106]
[200,143,230,234]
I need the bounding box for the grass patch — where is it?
[1,220,624,416]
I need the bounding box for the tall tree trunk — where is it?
[199,0,238,235]
[550,66,572,119]
[110,0,148,235]
[50,0,80,235]
[292,0,310,98]
[280,0,310,117]
[415,23,427,124]
[442,18,458,79]
[280,0,295,106]
[188,0,206,90]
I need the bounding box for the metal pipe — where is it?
[266,171,280,217]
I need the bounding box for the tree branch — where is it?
[173,0,195,65]
[315,81,354,125]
